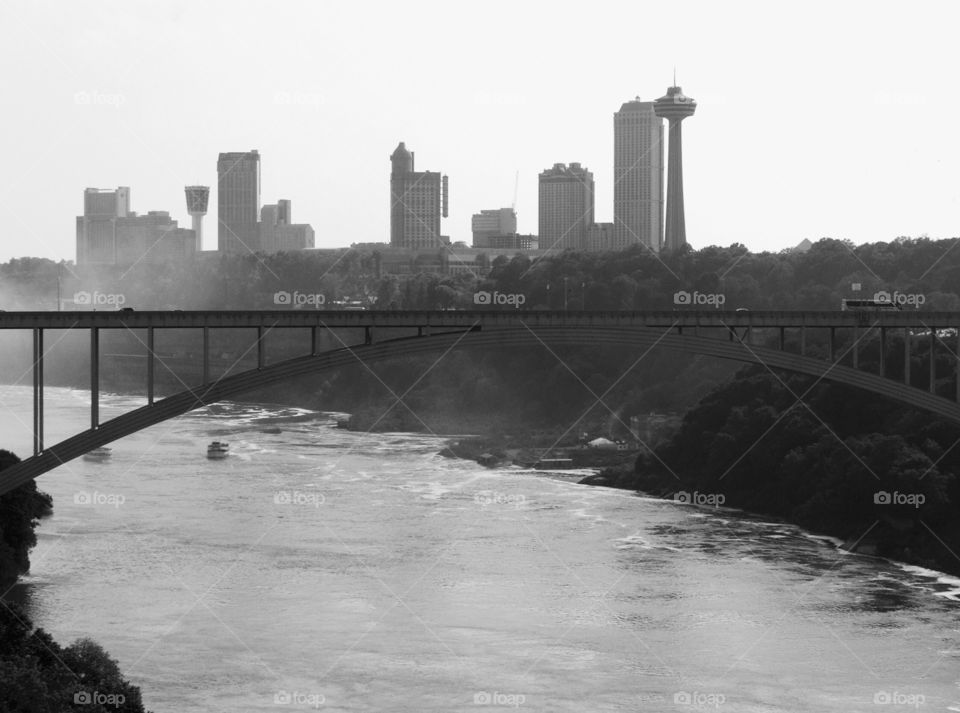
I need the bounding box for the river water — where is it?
[2,385,960,711]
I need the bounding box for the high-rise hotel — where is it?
[613,99,664,251]
[390,142,449,249]
[538,163,594,251]
[217,150,261,254]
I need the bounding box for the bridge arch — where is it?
[2,326,959,495]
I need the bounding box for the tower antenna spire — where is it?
[673,67,677,87]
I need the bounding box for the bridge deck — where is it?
[0,309,958,330]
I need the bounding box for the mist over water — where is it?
[3,386,960,712]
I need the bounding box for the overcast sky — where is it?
[1,0,957,262]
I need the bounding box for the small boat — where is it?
[206,441,229,459]
[82,446,112,462]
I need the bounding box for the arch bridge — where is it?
[1,308,959,496]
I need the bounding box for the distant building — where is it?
[390,142,449,249]
[184,186,209,251]
[217,150,261,254]
[487,234,538,250]
[538,163,594,251]
[114,211,196,264]
[654,84,697,251]
[76,188,194,265]
[585,222,616,252]
[370,246,548,278]
[260,200,314,252]
[472,208,517,248]
[614,99,664,251]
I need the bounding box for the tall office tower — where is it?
[184,186,209,251]
[390,142,449,248]
[614,99,664,251]
[471,207,517,248]
[538,163,594,251]
[76,187,130,264]
[654,84,696,251]
[217,150,261,254]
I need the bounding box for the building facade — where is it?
[76,188,195,266]
[217,150,261,254]
[260,200,314,252]
[471,207,518,248]
[614,99,664,251]
[538,163,594,251]
[390,142,448,249]
[585,222,616,252]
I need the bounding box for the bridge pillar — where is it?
[91,328,99,429]
[930,329,936,394]
[311,326,319,356]
[258,326,266,368]
[905,328,911,385]
[829,327,835,363]
[779,327,785,351]
[853,325,860,369]
[365,326,374,345]
[33,328,43,455]
[956,328,960,402]
[800,327,806,356]
[879,328,886,377]
[147,327,155,405]
[203,327,210,385]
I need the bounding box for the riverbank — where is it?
[580,460,960,579]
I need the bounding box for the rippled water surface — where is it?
[3,386,960,711]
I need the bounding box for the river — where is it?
[2,385,960,711]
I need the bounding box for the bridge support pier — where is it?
[365,326,374,345]
[930,329,937,394]
[311,326,319,356]
[203,327,210,385]
[853,326,859,369]
[829,328,835,363]
[147,327,155,405]
[800,327,806,356]
[905,329,911,386]
[880,328,886,377]
[90,328,99,429]
[33,328,43,455]
[779,327,785,351]
[258,327,266,368]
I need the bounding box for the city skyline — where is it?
[2,1,959,262]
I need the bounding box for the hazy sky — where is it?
[1,0,958,262]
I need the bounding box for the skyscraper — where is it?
[613,99,664,251]
[654,84,696,251]
[538,163,594,251]
[217,150,261,254]
[390,142,449,249]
